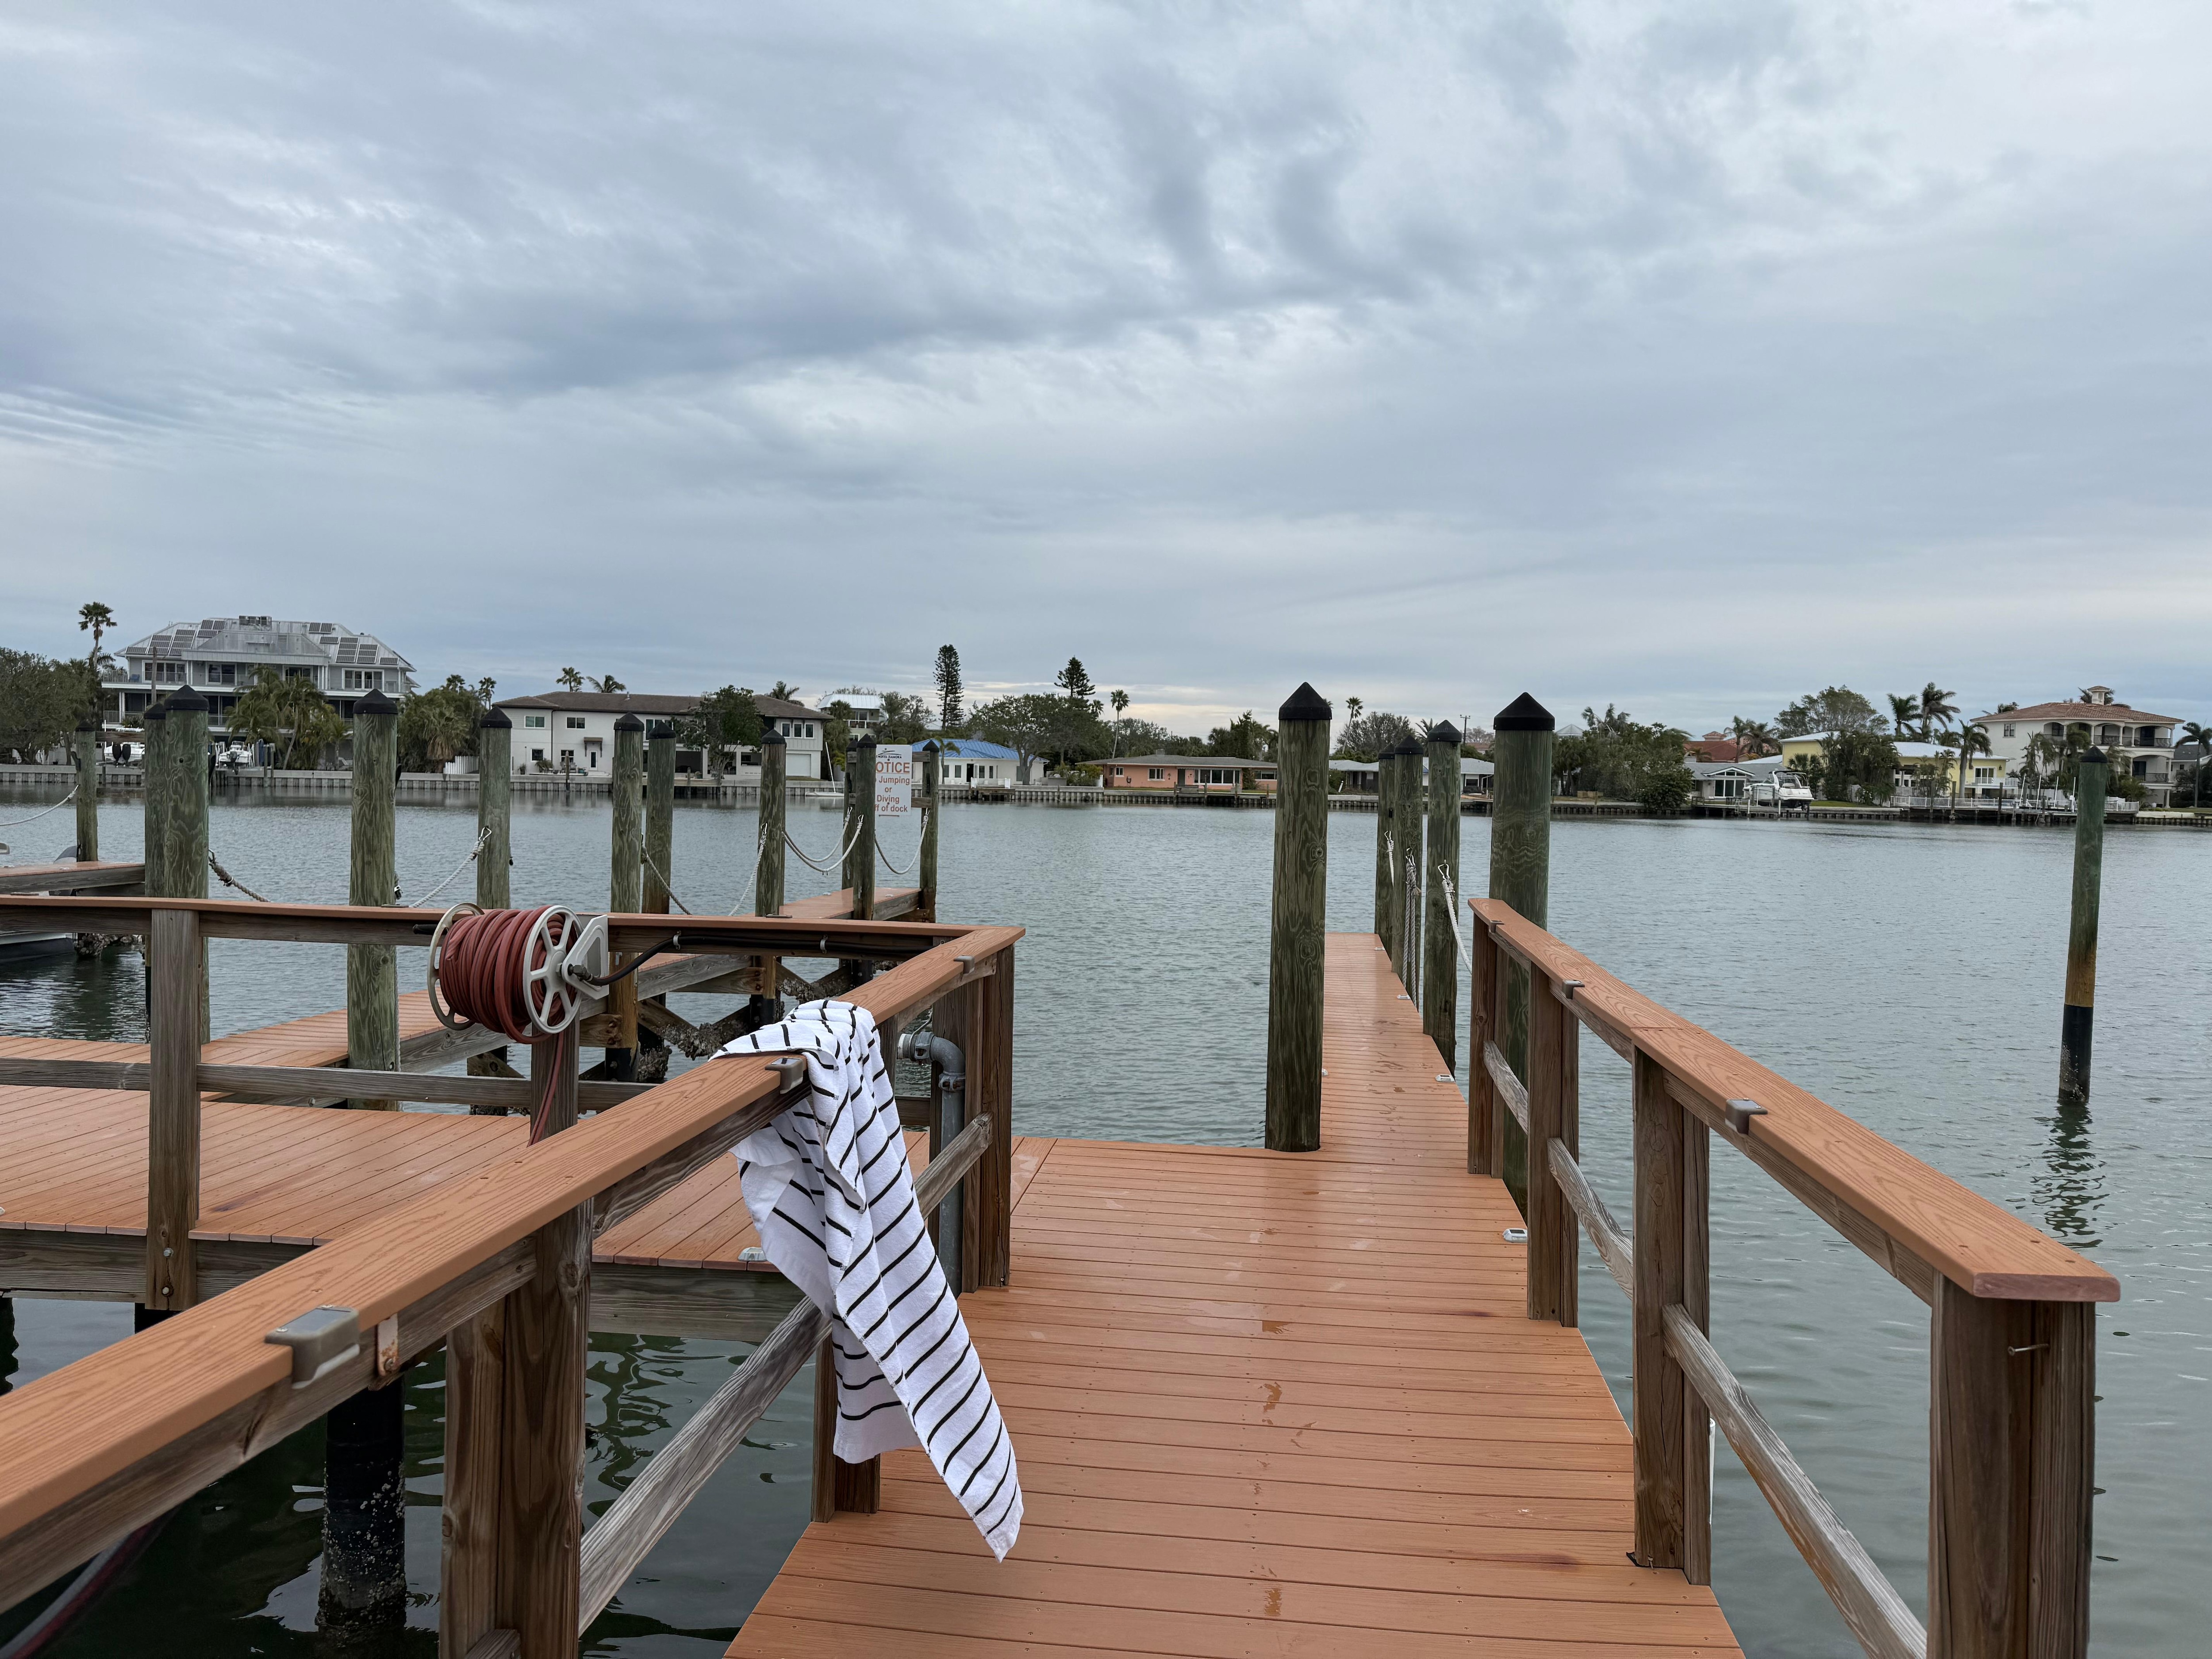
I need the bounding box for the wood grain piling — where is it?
[1422,721,1462,1071]
[1488,692,1553,1213]
[1524,972,1578,1328]
[644,722,675,915]
[1372,745,1397,948]
[2057,748,2106,1108]
[476,708,511,911]
[849,734,877,924]
[142,907,203,1313]
[754,730,787,1017]
[346,689,399,1110]
[918,741,940,922]
[73,716,99,864]
[141,701,169,899]
[606,713,645,1080]
[1387,739,1422,994]
[1264,683,1331,1153]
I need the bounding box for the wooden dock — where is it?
[730,933,1742,1657]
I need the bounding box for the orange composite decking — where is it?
[728,934,1742,1658]
[0,887,921,1273]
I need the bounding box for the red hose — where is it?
[435,906,567,1140]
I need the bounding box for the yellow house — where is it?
[1779,732,1958,793]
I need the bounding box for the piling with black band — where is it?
[1490,693,1554,1214]
[2058,747,2107,1107]
[1266,683,1332,1152]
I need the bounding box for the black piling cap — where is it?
[166,688,209,713]
[1428,720,1462,747]
[613,712,645,732]
[355,687,396,717]
[922,739,939,753]
[855,731,878,749]
[2081,745,2107,765]
[146,702,168,723]
[1391,737,1424,757]
[77,713,100,732]
[479,705,511,729]
[1278,682,1333,722]
[647,719,674,742]
[1494,693,1554,733]
[762,726,786,746]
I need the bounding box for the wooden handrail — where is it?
[1481,1039,1528,1133]
[0,923,1021,1592]
[0,862,144,896]
[1471,897,2116,1305]
[1663,1307,1926,1659]
[1545,1138,1631,1298]
[574,1109,995,1631]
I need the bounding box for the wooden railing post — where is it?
[142,906,203,1314]
[168,689,211,1043]
[1632,1050,1709,1576]
[1928,1285,2094,1658]
[1468,918,1498,1175]
[439,1302,504,1657]
[1264,684,1331,1153]
[496,1026,589,1656]
[980,944,1016,1287]
[1387,738,1422,994]
[1372,747,1397,949]
[347,688,399,1108]
[1524,978,1578,1327]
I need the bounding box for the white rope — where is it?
[413,828,492,907]
[876,807,926,876]
[209,850,274,903]
[1437,869,1475,973]
[0,785,77,830]
[1402,850,1421,1000]
[643,847,695,916]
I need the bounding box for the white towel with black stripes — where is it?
[718,999,1021,1560]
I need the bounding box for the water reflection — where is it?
[2035,1102,2105,1247]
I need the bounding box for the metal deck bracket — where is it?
[266,1306,362,1388]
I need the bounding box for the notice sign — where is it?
[876,744,913,816]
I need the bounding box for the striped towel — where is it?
[718,1000,1022,1559]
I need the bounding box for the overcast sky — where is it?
[3,1,2207,733]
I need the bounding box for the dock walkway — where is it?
[731,933,1740,1657]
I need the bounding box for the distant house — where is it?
[1970,688,2181,806]
[1685,732,1744,763]
[101,615,417,740]
[1102,755,1277,794]
[1690,756,1789,802]
[1778,732,1959,795]
[1330,756,1493,797]
[934,738,1025,786]
[496,690,828,779]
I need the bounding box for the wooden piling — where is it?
[73,716,99,864]
[1373,746,1396,948]
[476,707,511,911]
[645,722,675,914]
[167,690,211,1043]
[918,741,941,922]
[1489,692,1553,1213]
[754,730,786,1012]
[607,714,645,1080]
[467,708,514,1106]
[141,701,169,899]
[1265,683,1332,1154]
[1422,722,1463,1071]
[1391,739,1425,995]
[849,734,877,922]
[347,689,399,1110]
[2057,748,2106,1108]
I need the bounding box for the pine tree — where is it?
[933,645,964,730]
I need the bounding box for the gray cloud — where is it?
[2,1,2207,732]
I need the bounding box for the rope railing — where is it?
[0,786,77,831]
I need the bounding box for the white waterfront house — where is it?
[102,616,418,738]
[495,691,830,780]
[935,738,1025,785]
[1969,688,2181,805]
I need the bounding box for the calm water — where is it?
[0,787,2206,1655]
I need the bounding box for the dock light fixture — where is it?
[1724,1098,1767,1135]
[1502,1226,1529,1244]
[1560,979,1584,998]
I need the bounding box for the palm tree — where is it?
[2181,720,2212,809]
[1886,692,1920,738]
[1109,689,1129,754]
[1731,718,1778,758]
[1919,682,1958,742]
[588,674,626,693]
[557,667,584,691]
[77,602,115,671]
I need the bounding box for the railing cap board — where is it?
[0,926,1020,1544]
[1471,898,2118,1306]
